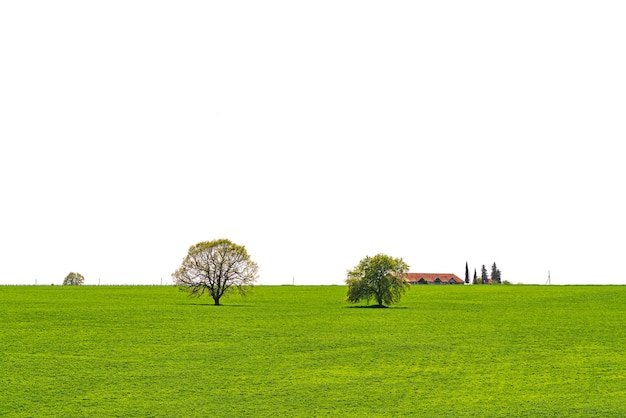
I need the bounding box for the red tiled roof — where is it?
[407,273,464,284]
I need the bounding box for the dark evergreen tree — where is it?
[465,262,469,284]
[481,264,488,284]
[473,268,477,285]
[491,262,502,284]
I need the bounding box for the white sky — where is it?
[1,1,625,286]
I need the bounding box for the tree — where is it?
[481,264,488,284]
[172,239,258,306]
[346,254,410,307]
[63,272,84,286]
[491,262,502,284]
[473,268,478,285]
[465,261,470,284]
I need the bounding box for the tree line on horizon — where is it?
[61,239,507,307]
[465,261,503,285]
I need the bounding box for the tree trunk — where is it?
[213,296,221,305]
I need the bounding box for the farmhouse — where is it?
[407,273,464,285]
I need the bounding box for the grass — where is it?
[1,285,626,416]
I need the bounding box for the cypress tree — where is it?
[491,262,502,284]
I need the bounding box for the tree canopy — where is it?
[346,254,410,307]
[172,239,258,305]
[63,272,84,286]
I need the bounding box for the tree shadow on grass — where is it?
[177,302,253,308]
[346,305,408,309]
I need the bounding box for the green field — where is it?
[1,285,626,416]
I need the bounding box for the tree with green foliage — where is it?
[465,262,470,284]
[491,262,502,284]
[472,268,478,285]
[481,264,488,284]
[346,254,410,307]
[63,272,85,286]
[172,239,258,305]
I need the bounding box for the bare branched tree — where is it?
[172,239,258,305]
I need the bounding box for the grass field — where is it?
[1,285,626,417]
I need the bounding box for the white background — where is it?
[1,1,625,285]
